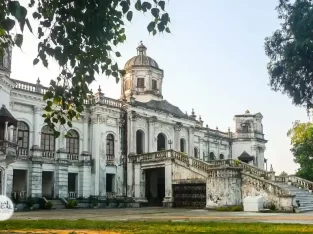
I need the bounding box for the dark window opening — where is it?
[106,134,115,159]
[13,121,29,149]
[180,138,185,152]
[194,147,198,158]
[152,80,157,90]
[106,174,114,192]
[220,154,224,160]
[137,78,145,88]
[136,130,144,154]
[209,152,215,160]
[157,133,166,151]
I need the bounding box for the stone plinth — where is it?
[206,167,242,209]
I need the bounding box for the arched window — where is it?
[209,152,215,160]
[220,154,224,160]
[180,138,186,152]
[136,130,144,154]
[194,147,198,158]
[13,121,29,150]
[106,134,115,160]
[66,130,79,154]
[152,79,157,90]
[157,133,166,151]
[40,126,55,151]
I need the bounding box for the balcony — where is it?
[67,154,79,161]
[0,140,18,164]
[106,155,115,165]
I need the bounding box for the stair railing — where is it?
[286,175,313,190]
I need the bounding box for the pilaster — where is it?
[79,151,92,198]
[148,116,157,152]
[163,159,173,207]
[91,113,100,195]
[188,127,195,156]
[127,154,134,198]
[99,133,107,197]
[174,123,182,152]
[55,148,69,198]
[5,165,13,198]
[33,106,41,146]
[30,145,43,197]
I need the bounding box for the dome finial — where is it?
[137,41,147,55]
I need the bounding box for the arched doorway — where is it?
[136,130,145,154]
[194,147,199,158]
[219,154,224,160]
[157,133,166,151]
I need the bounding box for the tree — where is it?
[287,121,313,181]
[0,0,171,137]
[279,171,288,177]
[265,0,313,111]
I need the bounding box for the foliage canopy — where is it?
[265,0,313,110]
[0,0,170,137]
[287,121,313,181]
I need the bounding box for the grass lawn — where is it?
[1,220,313,233]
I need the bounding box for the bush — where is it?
[45,201,53,210]
[265,202,276,211]
[26,196,35,208]
[66,199,78,209]
[216,205,243,212]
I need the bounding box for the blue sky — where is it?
[11,0,309,174]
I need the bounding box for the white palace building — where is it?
[2,42,309,212]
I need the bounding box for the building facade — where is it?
[0,42,268,202]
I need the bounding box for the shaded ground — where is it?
[10,207,313,224]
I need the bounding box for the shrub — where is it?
[26,196,35,208]
[66,199,78,209]
[230,205,243,211]
[266,203,276,211]
[234,159,241,166]
[216,206,229,211]
[45,201,53,210]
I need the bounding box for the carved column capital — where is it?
[33,106,41,114]
[131,111,141,121]
[81,115,89,123]
[148,116,157,124]
[189,126,195,134]
[91,115,99,124]
[174,122,182,131]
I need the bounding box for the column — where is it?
[99,132,107,197]
[30,145,43,197]
[82,116,89,153]
[199,139,203,160]
[4,122,8,141]
[55,148,69,198]
[188,127,194,157]
[174,124,181,152]
[9,125,14,142]
[163,159,173,207]
[5,165,13,198]
[79,152,92,198]
[91,114,100,195]
[148,117,156,152]
[134,163,141,199]
[127,114,134,197]
[33,106,41,146]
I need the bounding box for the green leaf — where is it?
[165,27,171,33]
[126,11,133,21]
[25,18,33,33]
[15,5,27,22]
[67,121,73,128]
[153,29,157,36]
[161,13,169,24]
[151,8,160,18]
[1,18,15,31]
[15,34,23,48]
[54,130,60,138]
[120,1,130,14]
[142,2,152,10]
[32,12,41,19]
[135,0,142,11]
[106,70,112,76]
[115,52,121,57]
[158,1,165,11]
[45,106,52,112]
[8,1,20,16]
[147,22,156,32]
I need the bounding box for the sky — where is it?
[10,0,310,174]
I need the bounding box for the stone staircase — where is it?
[129,150,313,213]
[48,199,66,209]
[278,184,313,213]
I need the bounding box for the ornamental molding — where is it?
[174,122,182,131]
[131,111,141,121]
[11,91,45,103]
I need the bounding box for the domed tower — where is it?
[0,48,12,76]
[121,41,164,103]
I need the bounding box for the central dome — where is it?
[124,41,159,70]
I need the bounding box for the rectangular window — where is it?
[137,78,145,88]
[106,174,115,192]
[152,80,157,90]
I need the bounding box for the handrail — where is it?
[286,175,313,190]
[243,172,292,196]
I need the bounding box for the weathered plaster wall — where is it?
[241,173,294,211]
[172,161,206,184]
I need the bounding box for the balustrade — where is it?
[42,151,55,159]
[67,154,79,161]
[287,175,313,190]
[275,176,286,183]
[68,191,77,199]
[18,148,29,156]
[11,190,27,201]
[106,192,116,199]
[12,79,48,94]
